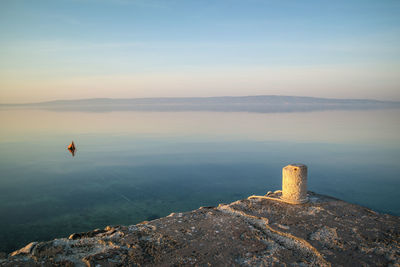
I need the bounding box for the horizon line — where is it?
[1,94,397,106]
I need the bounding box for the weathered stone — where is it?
[9,242,37,257]
[282,163,308,204]
[68,229,107,240]
[68,233,81,240]
[1,192,399,266]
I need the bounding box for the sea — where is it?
[0,108,399,253]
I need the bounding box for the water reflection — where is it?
[1,109,400,144]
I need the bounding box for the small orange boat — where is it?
[68,141,76,150]
[67,141,76,156]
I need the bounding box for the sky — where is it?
[0,0,399,103]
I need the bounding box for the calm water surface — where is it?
[0,109,399,252]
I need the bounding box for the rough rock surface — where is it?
[1,192,399,266]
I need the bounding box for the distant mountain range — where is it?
[1,95,399,113]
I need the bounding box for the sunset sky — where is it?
[1,0,399,103]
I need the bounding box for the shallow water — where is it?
[0,109,399,253]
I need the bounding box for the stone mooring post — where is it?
[282,164,308,204]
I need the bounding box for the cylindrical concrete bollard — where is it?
[282,164,308,204]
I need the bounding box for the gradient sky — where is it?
[1,0,399,103]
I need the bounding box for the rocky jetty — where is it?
[1,191,399,266]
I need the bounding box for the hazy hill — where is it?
[1,95,399,113]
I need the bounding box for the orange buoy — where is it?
[67,141,76,156]
[68,141,75,150]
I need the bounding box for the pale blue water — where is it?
[0,109,399,252]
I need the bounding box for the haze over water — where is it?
[1,0,400,259]
[0,108,399,253]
